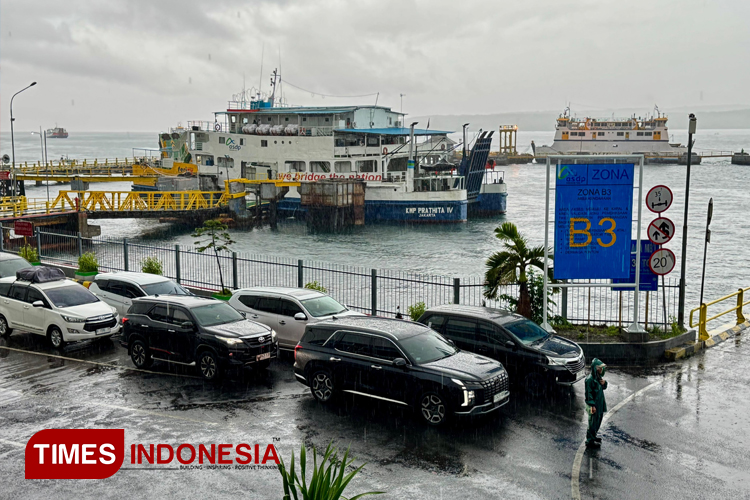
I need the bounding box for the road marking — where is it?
[0,345,200,379]
[571,373,678,500]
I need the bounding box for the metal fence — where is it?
[0,226,679,328]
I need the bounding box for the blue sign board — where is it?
[612,240,659,292]
[554,163,634,280]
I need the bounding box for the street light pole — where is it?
[677,113,697,329]
[10,82,37,198]
[699,198,713,306]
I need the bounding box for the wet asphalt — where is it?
[1,330,749,500]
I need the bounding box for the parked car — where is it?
[293,316,509,426]
[0,267,119,348]
[228,287,364,350]
[0,253,33,278]
[120,295,278,381]
[89,272,191,318]
[417,305,585,395]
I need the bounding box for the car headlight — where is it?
[61,315,85,323]
[452,379,475,407]
[271,329,277,342]
[216,336,244,345]
[547,356,569,366]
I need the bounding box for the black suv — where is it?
[417,305,585,395]
[120,295,278,381]
[293,316,509,426]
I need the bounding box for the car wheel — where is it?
[48,326,65,349]
[310,370,335,403]
[198,350,222,382]
[524,372,547,397]
[420,392,448,426]
[0,315,12,338]
[130,340,152,369]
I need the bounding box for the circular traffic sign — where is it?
[648,217,675,245]
[649,248,676,275]
[646,185,673,213]
[2,154,9,164]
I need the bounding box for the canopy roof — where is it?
[337,128,452,136]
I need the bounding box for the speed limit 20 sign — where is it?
[648,248,676,275]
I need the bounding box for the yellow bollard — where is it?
[698,303,709,341]
[738,289,747,325]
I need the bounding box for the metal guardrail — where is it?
[690,287,750,340]
[50,190,236,213]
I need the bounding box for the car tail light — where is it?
[122,317,129,324]
[294,344,302,361]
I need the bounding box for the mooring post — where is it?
[123,238,129,271]
[0,226,5,252]
[561,286,568,321]
[36,228,42,261]
[298,260,304,288]
[232,252,238,289]
[453,278,460,304]
[371,269,377,316]
[175,244,181,284]
[77,232,83,257]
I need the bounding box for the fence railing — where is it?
[0,227,680,327]
[690,286,750,340]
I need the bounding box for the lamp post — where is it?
[10,82,37,197]
[699,198,713,306]
[677,113,697,329]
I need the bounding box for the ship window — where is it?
[637,132,644,136]
[240,139,245,146]
[261,140,268,147]
[219,136,225,144]
[358,160,377,172]
[645,132,652,136]
[285,161,306,173]
[334,161,352,173]
[367,137,379,147]
[325,117,330,122]
[303,117,307,122]
[267,117,272,122]
[310,161,331,173]
[285,117,289,122]
[598,132,604,136]
[617,132,624,136]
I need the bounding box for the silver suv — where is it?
[89,272,190,318]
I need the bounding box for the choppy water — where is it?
[2,129,749,312]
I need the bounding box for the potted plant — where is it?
[76,252,99,281]
[19,244,41,266]
[192,219,235,300]
[141,256,163,275]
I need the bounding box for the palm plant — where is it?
[484,222,552,319]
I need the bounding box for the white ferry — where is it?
[156,81,506,223]
[533,107,687,163]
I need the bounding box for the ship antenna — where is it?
[258,44,265,95]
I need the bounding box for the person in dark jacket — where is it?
[585,358,608,448]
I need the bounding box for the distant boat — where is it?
[46,127,68,139]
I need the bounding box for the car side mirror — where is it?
[294,312,308,321]
[447,339,456,347]
[505,340,516,349]
[32,300,44,308]
[240,311,247,318]
[393,357,407,368]
[181,321,195,330]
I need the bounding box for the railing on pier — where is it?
[49,190,234,213]
[690,287,750,340]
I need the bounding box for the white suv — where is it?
[0,275,120,348]
[88,272,191,318]
[228,287,364,350]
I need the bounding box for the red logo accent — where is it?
[25,429,125,479]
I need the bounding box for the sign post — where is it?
[542,155,646,333]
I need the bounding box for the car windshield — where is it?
[0,258,32,278]
[504,319,550,345]
[142,280,190,296]
[399,331,457,364]
[44,285,100,308]
[192,302,244,327]
[300,296,348,318]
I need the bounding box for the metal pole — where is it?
[541,158,553,332]
[298,259,304,288]
[371,269,377,316]
[175,244,181,284]
[77,231,83,257]
[453,278,460,304]
[10,82,37,198]
[678,114,697,328]
[627,156,646,333]
[36,227,42,261]
[44,130,49,204]
[699,198,713,305]
[232,251,238,290]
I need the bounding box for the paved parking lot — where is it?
[1,330,750,499]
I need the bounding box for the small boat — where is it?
[46,127,69,139]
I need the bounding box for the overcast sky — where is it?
[2,0,748,132]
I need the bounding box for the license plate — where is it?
[493,390,509,403]
[256,352,271,362]
[95,328,109,335]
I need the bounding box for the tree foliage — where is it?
[141,256,163,276]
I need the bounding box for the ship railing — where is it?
[11,158,146,171]
[186,120,222,132]
[413,173,465,192]
[484,170,505,184]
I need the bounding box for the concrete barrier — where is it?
[665,320,750,360]
[577,330,696,365]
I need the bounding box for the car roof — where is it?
[234,286,325,300]
[0,252,25,262]
[133,295,218,308]
[0,276,81,289]
[96,272,171,285]
[314,316,432,340]
[424,304,523,324]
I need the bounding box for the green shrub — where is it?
[605,325,620,337]
[304,281,328,294]
[141,256,163,275]
[407,301,426,321]
[78,252,98,273]
[277,442,383,500]
[19,244,39,263]
[669,315,683,336]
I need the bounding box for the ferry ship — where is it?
[532,107,688,163]
[46,127,68,139]
[153,79,506,223]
